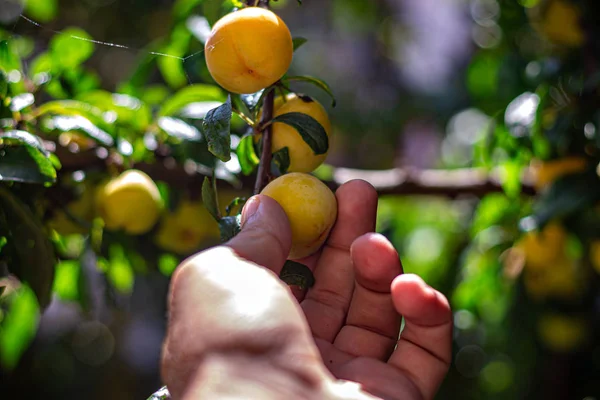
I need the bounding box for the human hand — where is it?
[161,180,452,399]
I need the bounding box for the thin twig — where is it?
[253,89,275,194]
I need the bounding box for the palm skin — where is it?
[161,180,452,400]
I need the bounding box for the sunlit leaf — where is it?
[158,116,202,141]
[271,112,329,155]
[236,134,259,175]
[283,76,336,107]
[76,90,152,130]
[203,96,232,162]
[108,245,135,295]
[52,260,80,301]
[0,40,21,74]
[24,0,58,22]
[36,100,115,135]
[0,284,40,370]
[173,0,206,19]
[49,28,94,69]
[158,254,179,277]
[0,130,56,184]
[41,115,114,146]
[159,84,225,116]
[225,197,247,216]
[9,93,34,112]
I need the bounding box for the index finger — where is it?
[301,180,378,342]
[388,274,453,400]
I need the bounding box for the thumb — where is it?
[225,194,292,274]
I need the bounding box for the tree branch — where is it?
[54,147,536,198]
[326,167,536,198]
[253,88,275,194]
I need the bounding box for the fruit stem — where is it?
[254,88,275,194]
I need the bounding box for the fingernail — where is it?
[241,196,261,228]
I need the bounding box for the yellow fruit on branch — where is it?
[261,173,337,259]
[204,7,293,94]
[530,157,587,191]
[155,200,219,255]
[259,94,332,173]
[95,170,163,235]
[528,0,585,47]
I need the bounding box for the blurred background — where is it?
[2,0,600,398]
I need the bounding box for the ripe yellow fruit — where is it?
[204,7,293,94]
[516,222,568,270]
[262,94,332,173]
[95,170,163,235]
[537,313,587,353]
[529,0,585,47]
[155,200,219,255]
[261,173,337,259]
[530,157,587,191]
[47,183,95,235]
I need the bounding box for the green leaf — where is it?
[498,160,522,198]
[292,37,308,51]
[283,76,336,107]
[0,131,56,184]
[41,115,114,146]
[231,94,253,121]
[203,96,232,162]
[0,70,8,99]
[0,40,21,74]
[9,93,34,112]
[0,186,56,308]
[240,90,265,111]
[225,197,247,216]
[24,0,58,22]
[0,130,47,154]
[158,24,191,89]
[158,116,202,141]
[52,260,80,302]
[202,176,221,221]
[0,284,40,370]
[76,91,152,130]
[0,146,55,184]
[108,244,135,295]
[280,261,315,290]
[159,84,225,116]
[219,215,241,242]
[173,0,204,19]
[36,100,115,135]
[271,112,329,155]
[272,146,290,175]
[236,134,260,175]
[49,28,94,70]
[158,254,179,277]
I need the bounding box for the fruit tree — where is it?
[1,0,600,399]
